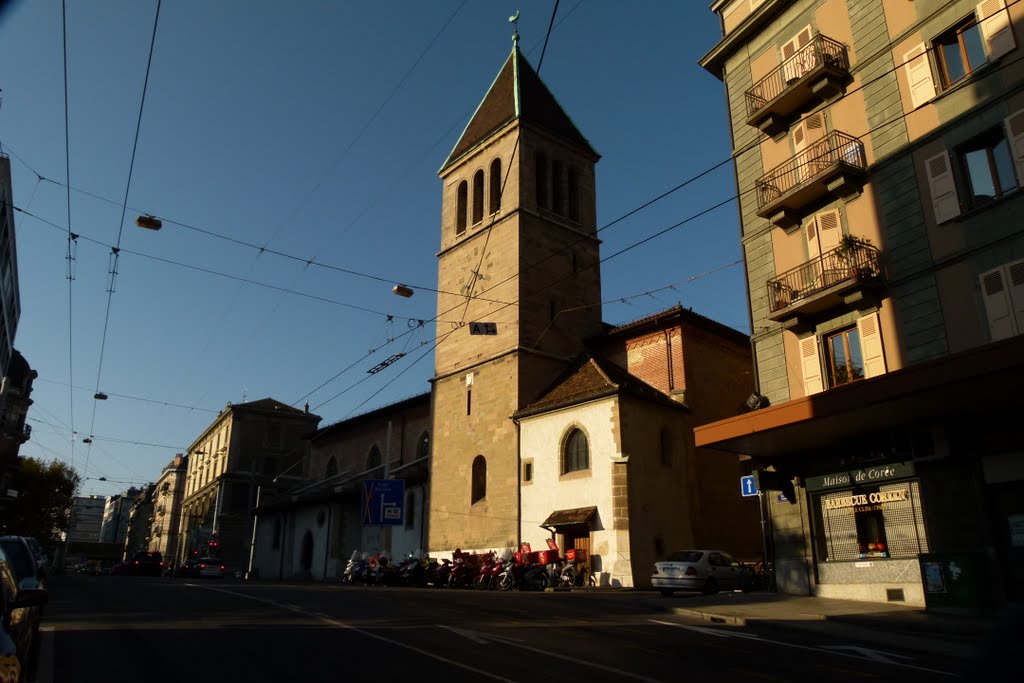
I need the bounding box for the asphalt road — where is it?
[40,575,966,682]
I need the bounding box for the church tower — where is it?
[428,35,603,553]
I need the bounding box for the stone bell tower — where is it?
[428,34,603,552]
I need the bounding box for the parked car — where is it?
[0,539,43,591]
[125,551,163,577]
[651,549,751,596]
[177,558,225,579]
[18,540,46,573]
[0,545,48,683]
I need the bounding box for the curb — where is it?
[34,626,54,683]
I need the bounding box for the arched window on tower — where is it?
[568,166,580,222]
[326,456,338,479]
[456,181,468,235]
[471,455,487,504]
[535,151,548,209]
[489,158,502,214]
[472,169,485,224]
[417,432,430,461]
[552,160,565,216]
[563,428,589,474]
[367,445,382,473]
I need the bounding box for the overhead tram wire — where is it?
[34,377,220,414]
[62,0,77,471]
[83,0,162,482]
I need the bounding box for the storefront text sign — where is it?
[823,488,908,510]
[805,462,915,492]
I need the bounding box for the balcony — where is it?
[755,131,867,229]
[746,34,851,136]
[767,241,883,323]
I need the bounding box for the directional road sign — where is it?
[740,475,758,497]
[361,479,405,527]
[469,322,498,335]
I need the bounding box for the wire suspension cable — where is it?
[62,0,77,471]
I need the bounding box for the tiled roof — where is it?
[514,355,686,419]
[595,304,750,347]
[440,41,598,173]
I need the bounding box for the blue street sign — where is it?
[740,475,758,497]
[361,479,405,527]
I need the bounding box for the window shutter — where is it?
[978,0,1016,60]
[817,209,842,254]
[980,265,1016,340]
[1005,109,1024,184]
[924,151,961,223]
[805,215,821,259]
[904,44,935,109]
[856,312,887,379]
[1007,259,1024,334]
[800,336,824,396]
[782,26,813,82]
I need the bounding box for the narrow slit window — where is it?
[472,169,484,224]
[456,181,468,235]
[489,158,502,214]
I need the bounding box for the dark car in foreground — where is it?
[0,546,48,683]
[0,539,44,591]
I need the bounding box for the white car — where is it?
[651,549,750,596]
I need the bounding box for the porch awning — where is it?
[541,506,598,529]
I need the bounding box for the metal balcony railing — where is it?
[746,34,850,118]
[755,131,866,210]
[767,241,881,313]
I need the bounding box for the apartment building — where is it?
[148,454,187,562]
[697,0,1024,607]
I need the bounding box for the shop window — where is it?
[824,326,864,387]
[562,428,589,474]
[813,482,929,561]
[471,455,487,504]
[957,127,1017,207]
[405,491,415,529]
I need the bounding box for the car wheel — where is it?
[702,577,719,595]
[659,589,674,597]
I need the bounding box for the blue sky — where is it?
[0,1,746,498]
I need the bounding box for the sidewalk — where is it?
[640,590,1014,659]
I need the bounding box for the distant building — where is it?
[148,454,187,562]
[0,349,36,503]
[124,483,156,558]
[101,488,138,553]
[68,495,105,543]
[177,398,321,569]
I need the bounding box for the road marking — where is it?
[649,619,956,677]
[442,625,665,682]
[194,585,514,682]
[821,645,914,664]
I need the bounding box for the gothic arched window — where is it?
[489,158,502,214]
[473,169,485,224]
[563,428,589,474]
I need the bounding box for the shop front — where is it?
[805,462,930,605]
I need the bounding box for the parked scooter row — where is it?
[341,548,590,590]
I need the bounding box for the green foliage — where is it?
[1,457,81,548]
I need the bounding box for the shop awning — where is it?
[695,334,1024,458]
[541,506,598,529]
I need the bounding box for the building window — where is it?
[535,151,548,209]
[417,432,430,460]
[405,491,415,529]
[659,428,672,466]
[522,459,533,483]
[266,424,282,448]
[472,169,485,224]
[552,160,565,215]
[824,326,864,387]
[326,456,338,479]
[489,158,502,214]
[957,128,1017,207]
[935,17,987,88]
[466,387,472,416]
[367,446,382,474]
[812,481,929,561]
[471,455,486,504]
[456,181,468,235]
[562,428,589,474]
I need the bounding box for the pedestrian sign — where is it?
[740,475,758,497]
[361,479,405,527]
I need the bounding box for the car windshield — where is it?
[666,551,704,563]
[0,540,36,580]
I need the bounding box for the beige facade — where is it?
[148,454,187,561]
[699,0,1024,607]
[177,398,320,569]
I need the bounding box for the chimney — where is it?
[304,402,309,414]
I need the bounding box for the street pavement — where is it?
[33,574,1014,682]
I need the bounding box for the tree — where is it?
[0,457,81,548]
